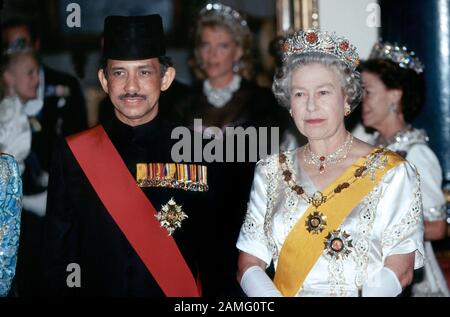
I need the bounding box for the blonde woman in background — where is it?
[183,3,291,297]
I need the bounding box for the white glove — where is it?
[362,267,402,297]
[22,190,47,217]
[240,266,282,297]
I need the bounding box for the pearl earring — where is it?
[232,61,240,73]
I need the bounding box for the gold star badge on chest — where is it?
[155,198,188,236]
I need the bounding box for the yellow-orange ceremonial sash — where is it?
[274,149,405,296]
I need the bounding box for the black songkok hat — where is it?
[103,14,165,60]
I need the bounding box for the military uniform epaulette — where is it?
[136,162,209,192]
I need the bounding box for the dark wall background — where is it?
[380,0,450,185]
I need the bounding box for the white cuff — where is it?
[362,267,402,297]
[22,191,47,217]
[240,266,282,297]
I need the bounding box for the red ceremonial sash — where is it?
[67,125,200,297]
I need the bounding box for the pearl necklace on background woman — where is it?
[203,75,241,108]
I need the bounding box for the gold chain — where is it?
[278,149,380,208]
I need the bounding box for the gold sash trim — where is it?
[273,148,405,296]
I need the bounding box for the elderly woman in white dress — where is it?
[236,30,424,297]
[0,39,35,173]
[360,43,448,297]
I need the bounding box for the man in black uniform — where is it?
[43,15,209,296]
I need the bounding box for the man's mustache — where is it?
[119,94,147,100]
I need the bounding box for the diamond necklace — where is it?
[304,132,354,174]
[203,75,241,108]
[375,125,412,147]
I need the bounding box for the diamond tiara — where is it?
[199,3,249,33]
[281,29,360,71]
[3,38,33,55]
[369,42,424,74]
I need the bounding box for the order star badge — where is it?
[305,211,327,234]
[324,229,353,260]
[155,198,188,236]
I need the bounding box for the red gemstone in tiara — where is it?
[281,29,360,71]
[306,32,319,44]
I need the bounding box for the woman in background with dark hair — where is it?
[360,43,448,297]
